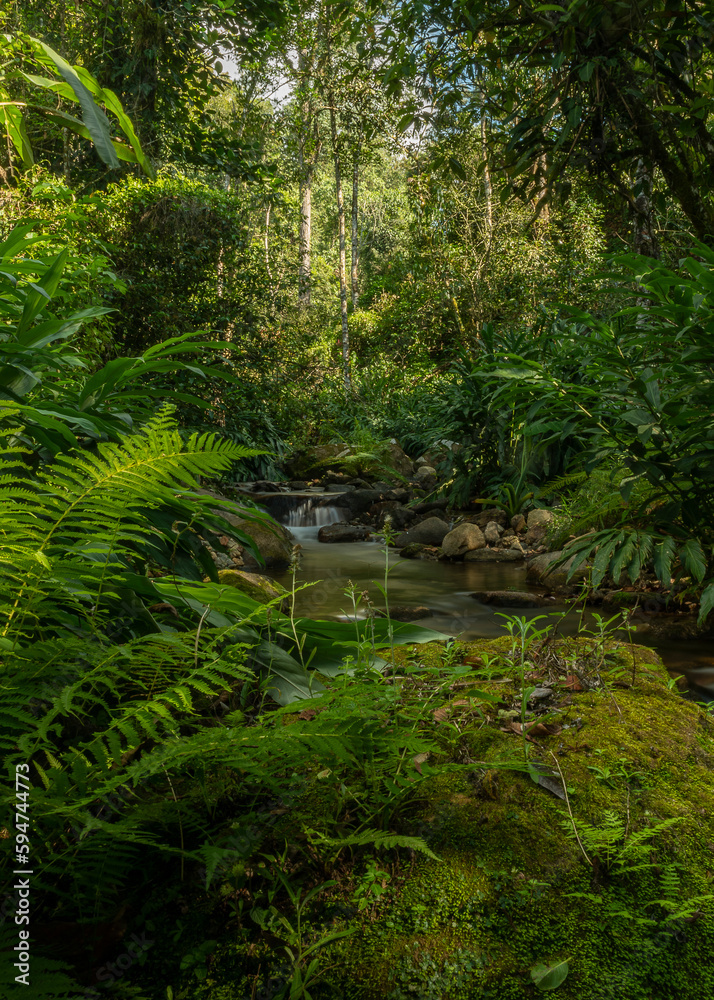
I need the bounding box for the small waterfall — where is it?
[284,500,349,528]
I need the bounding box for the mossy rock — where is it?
[216,569,287,606]
[219,511,293,568]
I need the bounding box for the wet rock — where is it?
[399,543,440,560]
[318,523,372,543]
[484,521,503,545]
[289,480,308,490]
[336,489,385,516]
[395,516,450,548]
[530,686,553,702]
[464,548,525,563]
[470,590,550,608]
[441,523,486,558]
[376,605,432,622]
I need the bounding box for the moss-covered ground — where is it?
[145,638,714,1000]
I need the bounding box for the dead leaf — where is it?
[148,602,179,617]
[433,707,449,722]
[507,720,562,738]
[564,674,583,691]
[297,709,317,720]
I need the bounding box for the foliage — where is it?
[479,247,714,618]
[0,31,155,178]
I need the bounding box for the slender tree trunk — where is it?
[350,145,360,308]
[326,41,350,392]
[265,202,274,298]
[632,159,660,260]
[298,174,313,306]
[480,112,492,234]
[295,41,321,308]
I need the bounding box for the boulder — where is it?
[395,516,450,548]
[464,548,525,563]
[441,523,486,559]
[385,440,416,478]
[216,569,287,606]
[469,590,551,608]
[318,523,372,543]
[527,508,554,529]
[483,521,503,545]
[217,510,293,569]
[413,465,438,490]
[526,550,589,586]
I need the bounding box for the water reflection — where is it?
[272,524,714,700]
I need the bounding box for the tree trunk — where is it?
[632,159,660,260]
[298,175,312,306]
[481,112,493,234]
[350,146,360,308]
[295,40,321,309]
[326,50,350,392]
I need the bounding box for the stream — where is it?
[264,497,714,700]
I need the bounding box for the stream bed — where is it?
[269,515,714,700]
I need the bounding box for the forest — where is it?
[1,2,714,998]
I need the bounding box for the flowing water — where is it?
[266,497,714,699]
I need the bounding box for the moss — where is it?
[166,638,714,1000]
[216,567,287,605]
[323,639,714,999]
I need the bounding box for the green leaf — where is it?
[653,537,677,586]
[35,40,120,169]
[698,583,714,626]
[530,958,570,991]
[679,538,707,583]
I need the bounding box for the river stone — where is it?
[470,590,551,607]
[527,508,554,529]
[413,465,438,489]
[216,569,287,605]
[441,522,486,558]
[511,513,527,533]
[469,507,509,528]
[526,550,589,586]
[399,543,440,561]
[483,521,503,545]
[318,523,372,543]
[369,501,414,531]
[395,516,450,548]
[464,548,525,563]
